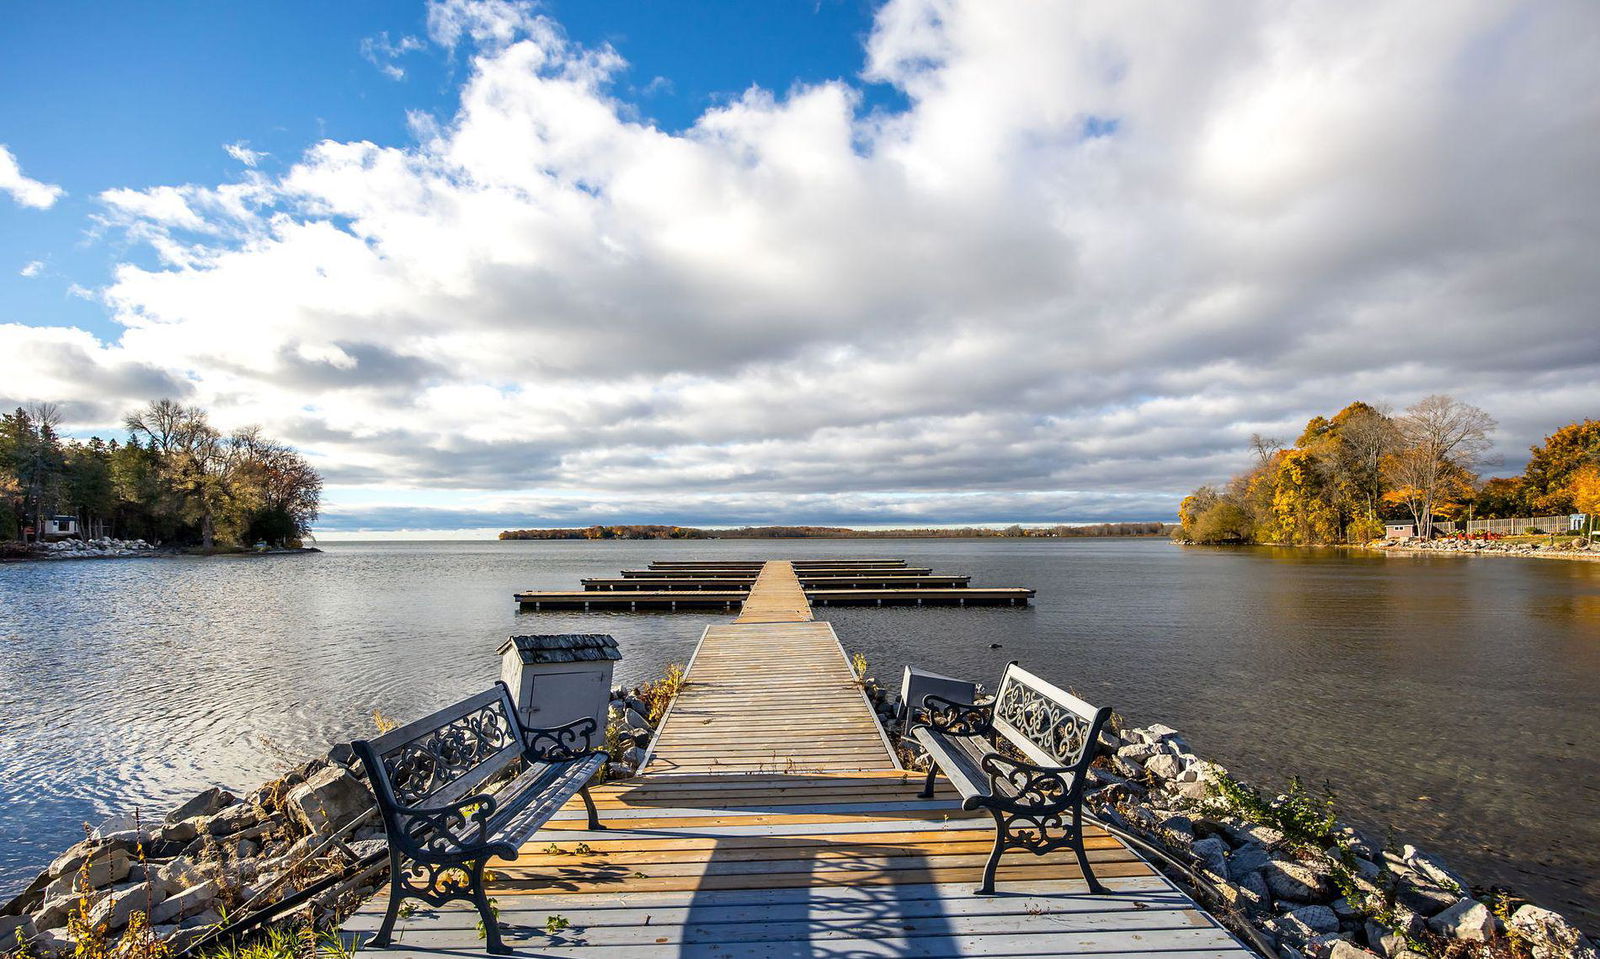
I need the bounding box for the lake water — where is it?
[1,539,1597,926]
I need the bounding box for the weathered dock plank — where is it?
[732,561,812,624]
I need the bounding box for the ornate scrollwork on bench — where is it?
[524,716,600,762]
[382,701,517,806]
[922,693,993,736]
[993,679,1094,766]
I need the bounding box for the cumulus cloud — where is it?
[0,145,64,209]
[20,260,44,278]
[18,0,1600,529]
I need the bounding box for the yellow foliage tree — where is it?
[1567,464,1600,525]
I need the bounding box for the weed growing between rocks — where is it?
[635,663,685,724]
[1204,773,1338,853]
[198,923,354,959]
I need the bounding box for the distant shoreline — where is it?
[498,523,1176,541]
[2,545,320,564]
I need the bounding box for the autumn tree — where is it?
[1521,419,1600,514]
[1567,465,1600,537]
[1383,395,1495,537]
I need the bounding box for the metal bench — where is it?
[910,662,1112,895]
[353,682,609,954]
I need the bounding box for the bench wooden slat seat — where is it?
[353,682,608,954]
[910,662,1111,895]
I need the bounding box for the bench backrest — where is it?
[990,663,1110,771]
[354,683,525,813]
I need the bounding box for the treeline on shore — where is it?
[499,522,1174,540]
[1,399,323,550]
[1179,395,1599,545]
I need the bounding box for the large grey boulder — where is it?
[1508,904,1600,959]
[149,880,218,926]
[1264,860,1330,902]
[42,846,132,899]
[87,881,167,933]
[1286,904,1340,935]
[47,836,136,880]
[29,894,77,931]
[1425,898,1493,941]
[204,802,260,837]
[0,915,38,947]
[286,765,373,836]
[166,787,235,825]
[1226,842,1272,881]
[1143,753,1185,781]
[1191,836,1229,878]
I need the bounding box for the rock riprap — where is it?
[0,749,383,957]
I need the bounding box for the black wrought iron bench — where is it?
[353,682,609,954]
[909,661,1112,895]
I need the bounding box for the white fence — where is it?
[1432,515,1579,535]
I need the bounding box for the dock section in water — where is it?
[352,561,1252,958]
[516,557,1032,609]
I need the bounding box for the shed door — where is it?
[522,666,610,729]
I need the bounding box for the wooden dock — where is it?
[518,557,1030,609]
[354,562,1251,957]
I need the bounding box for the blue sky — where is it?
[2,0,1596,536]
[1,0,892,342]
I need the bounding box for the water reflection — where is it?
[1,539,1597,925]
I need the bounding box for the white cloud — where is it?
[19,260,44,278]
[360,31,427,80]
[21,0,1600,529]
[0,144,64,209]
[224,141,267,167]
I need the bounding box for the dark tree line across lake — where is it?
[1,399,322,550]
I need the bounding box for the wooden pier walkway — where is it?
[349,562,1252,958]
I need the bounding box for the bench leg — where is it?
[580,783,605,830]
[976,810,1006,895]
[469,858,509,955]
[917,763,937,799]
[1073,809,1110,895]
[370,851,406,947]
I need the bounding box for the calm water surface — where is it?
[1,540,1597,925]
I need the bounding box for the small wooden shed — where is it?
[497,633,621,732]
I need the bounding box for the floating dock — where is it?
[518,557,1030,609]
[350,562,1251,957]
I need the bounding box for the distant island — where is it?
[499,522,1174,540]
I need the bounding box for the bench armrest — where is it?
[920,694,993,736]
[979,753,1077,811]
[523,716,603,762]
[394,793,499,855]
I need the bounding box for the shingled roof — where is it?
[497,633,622,664]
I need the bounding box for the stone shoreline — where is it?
[1368,539,1600,563]
[1,538,321,563]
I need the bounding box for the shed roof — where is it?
[498,633,621,664]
